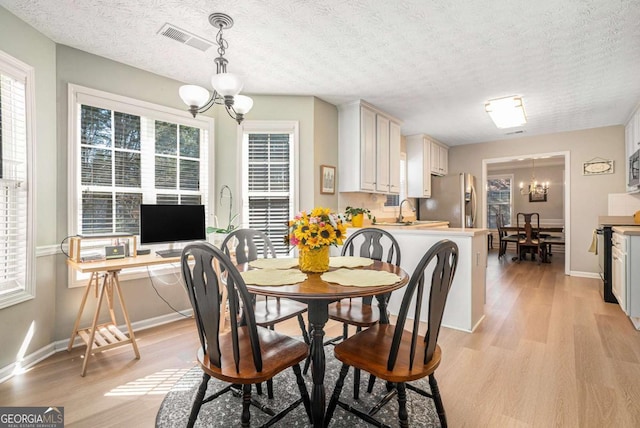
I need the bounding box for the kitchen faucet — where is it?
[397,198,416,223]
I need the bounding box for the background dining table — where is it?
[501,225,565,262]
[238,259,409,427]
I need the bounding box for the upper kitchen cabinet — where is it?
[339,100,403,193]
[625,103,640,192]
[405,134,432,198]
[429,139,449,176]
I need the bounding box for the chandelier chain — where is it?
[216,27,228,58]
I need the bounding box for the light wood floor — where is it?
[2,250,640,427]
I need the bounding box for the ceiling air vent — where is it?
[157,23,214,52]
[505,130,525,135]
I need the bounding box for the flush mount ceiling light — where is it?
[485,96,527,129]
[179,12,253,124]
[520,158,549,196]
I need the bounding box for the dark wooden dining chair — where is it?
[180,242,311,428]
[496,213,519,258]
[221,229,310,398]
[325,239,458,428]
[320,227,401,400]
[514,212,545,263]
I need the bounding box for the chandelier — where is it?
[520,158,549,196]
[178,13,253,124]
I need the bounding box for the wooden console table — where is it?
[66,254,181,376]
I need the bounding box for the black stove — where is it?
[596,226,617,303]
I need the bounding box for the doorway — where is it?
[481,151,570,275]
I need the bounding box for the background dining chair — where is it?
[180,242,311,428]
[321,227,401,400]
[221,229,309,398]
[515,212,545,263]
[496,213,519,258]
[325,239,458,428]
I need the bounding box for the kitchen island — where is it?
[346,226,488,332]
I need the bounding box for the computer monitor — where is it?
[139,204,206,250]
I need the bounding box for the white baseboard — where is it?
[1,309,193,384]
[0,343,56,384]
[570,271,600,279]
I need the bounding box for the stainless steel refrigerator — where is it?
[418,173,478,228]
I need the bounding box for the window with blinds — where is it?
[385,153,407,207]
[241,123,298,255]
[0,50,35,308]
[70,85,211,241]
[487,175,514,229]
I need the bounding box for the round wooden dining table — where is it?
[239,260,409,427]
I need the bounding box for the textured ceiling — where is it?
[2,0,640,146]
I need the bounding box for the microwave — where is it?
[630,149,640,187]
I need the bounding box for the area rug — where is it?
[156,347,441,427]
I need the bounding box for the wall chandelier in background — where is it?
[179,12,253,124]
[520,158,549,196]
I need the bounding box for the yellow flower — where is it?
[286,207,346,250]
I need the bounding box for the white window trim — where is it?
[0,49,36,309]
[383,152,407,212]
[67,84,214,288]
[237,120,300,227]
[487,173,514,228]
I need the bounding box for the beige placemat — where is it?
[240,269,307,286]
[249,258,299,270]
[329,256,374,268]
[321,268,402,287]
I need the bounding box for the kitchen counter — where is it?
[346,226,488,332]
[370,221,450,229]
[599,216,638,226]
[365,225,487,236]
[612,226,640,235]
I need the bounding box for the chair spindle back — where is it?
[221,229,277,264]
[341,228,401,266]
[181,242,263,373]
[388,240,458,371]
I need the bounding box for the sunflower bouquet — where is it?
[285,207,347,250]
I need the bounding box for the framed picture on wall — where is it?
[529,192,547,202]
[320,165,335,194]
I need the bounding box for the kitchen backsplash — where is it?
[608,193,640,215]
[338,192,417,222]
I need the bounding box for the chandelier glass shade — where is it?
[520,158,549,196]
[178,13,253,124]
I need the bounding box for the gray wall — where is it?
[0,7,340,371]
[0,7,58,371]
[450,125,626,274]
[488,164,565,221]
[512,165,564,220]
[314,97,340,210]
[53,45,197,340]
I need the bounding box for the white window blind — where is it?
[70,85,211,239]
[0,49,35,308]
[487,175,514,229]
[241,122,298,255]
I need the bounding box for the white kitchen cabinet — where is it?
[624,104,640,192]
[430,139,449,176]
[406,134,432,197]
[634,108,640,148]
[338,100,402,194]
[612,227,640,330]
[612,233,627,313]
[375,114,390,193]
[389,121,401,193]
